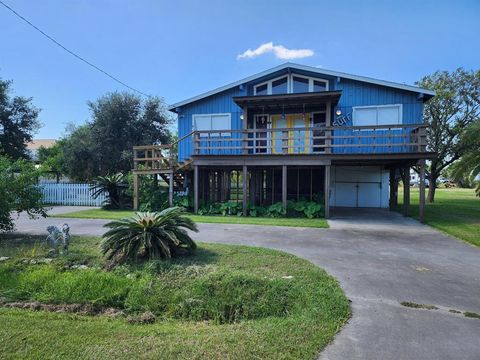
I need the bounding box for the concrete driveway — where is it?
[9,207,480,360]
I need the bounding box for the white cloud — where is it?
[237,42,314,60]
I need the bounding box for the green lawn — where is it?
[398,187,480,247]
[52,209,329,228]
[0,235,349,359]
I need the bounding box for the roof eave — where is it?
[168,63,436,111]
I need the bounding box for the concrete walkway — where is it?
[9,207,480,360]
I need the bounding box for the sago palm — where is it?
[101,207,198,264]
[90,173,128,208]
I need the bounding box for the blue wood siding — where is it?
[332,78,423,154]
[176,71,425,160]
[177,86,246,161]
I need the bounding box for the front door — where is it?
[271,114,309,154]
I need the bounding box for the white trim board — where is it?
[169,63,435,111]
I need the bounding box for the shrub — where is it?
[288,200,323,218]
[0,156,46,232]
[219,201,242,216]
[101,207,198,265]
[265,202,286,217]
[90,173,129,209]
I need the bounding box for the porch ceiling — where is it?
[233,91,342,110]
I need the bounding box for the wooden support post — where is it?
[194,165,199,214]
[133,173,139,210]
[403,166,410,216]
[324,165,330,218]
[242,107,248,155]
[282,165,287,213]
[168,171,174,207]
[419,160,426,223]
[242,165,248,216]
[389,168,396,211]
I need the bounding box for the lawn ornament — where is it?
[46,224,70,254]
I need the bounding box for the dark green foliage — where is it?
[37,142,66,182]
[287,200,323,218]
[90,173,129,209]
[101,208,198,264]
[197,202,222,216]
[0,156,46,231]
[219,201,242,216]
[449,120,480,195]
[59,93,172,181]
[173,195,192,209]
[0,79,40,160]
[198,200,323,218]
[416,68,480,202]
[60,125,100,181]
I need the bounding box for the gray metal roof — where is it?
[169,63,435,110]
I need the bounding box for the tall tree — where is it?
[60,92,172,181]
[417,68,480,202]
[0,78,41,159]
[450,119,480,195]
[37,142,66,183]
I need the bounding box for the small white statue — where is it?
[46,224,70,254]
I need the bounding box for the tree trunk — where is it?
[427,175,437,203]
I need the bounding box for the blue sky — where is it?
[1,0,479,139]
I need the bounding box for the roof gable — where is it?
[169,63,435,111]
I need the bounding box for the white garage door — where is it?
[333,167,388,208]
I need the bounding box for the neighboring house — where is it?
[133,63,435,220]
[26,139,56,163]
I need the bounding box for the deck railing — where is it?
[133,131,195,172]
[193,124,427,155]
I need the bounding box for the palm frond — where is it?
[101,207,197,265]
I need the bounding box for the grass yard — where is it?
[0,235,349,360]
[52,209,329,228]
[398,187,480,247]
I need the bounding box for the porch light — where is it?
[336,109,342,116]
[240,114,244,120]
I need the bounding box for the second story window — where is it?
[254,74,329,95]
[352,104,403,126]
[193,113,231,136]
[292,76,309,93]
[271,77,288,94]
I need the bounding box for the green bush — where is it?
[101,208,198,264]
[196,200,323,218]
[265,202,286,217]
[0,156,46,232]
[219,201,242,216]
[288,200,323,218]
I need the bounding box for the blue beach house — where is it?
[133,63,435,219]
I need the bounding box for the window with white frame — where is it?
[193,113,231,136]
[254,74,329,95]
[352,104,402,126]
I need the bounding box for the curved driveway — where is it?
[12,207,480,360]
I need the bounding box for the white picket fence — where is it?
[40,183,108,206]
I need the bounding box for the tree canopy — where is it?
[417,68,480,202]
[0,78,41,160]
[60,92,172,181]
[0,155,46,231]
